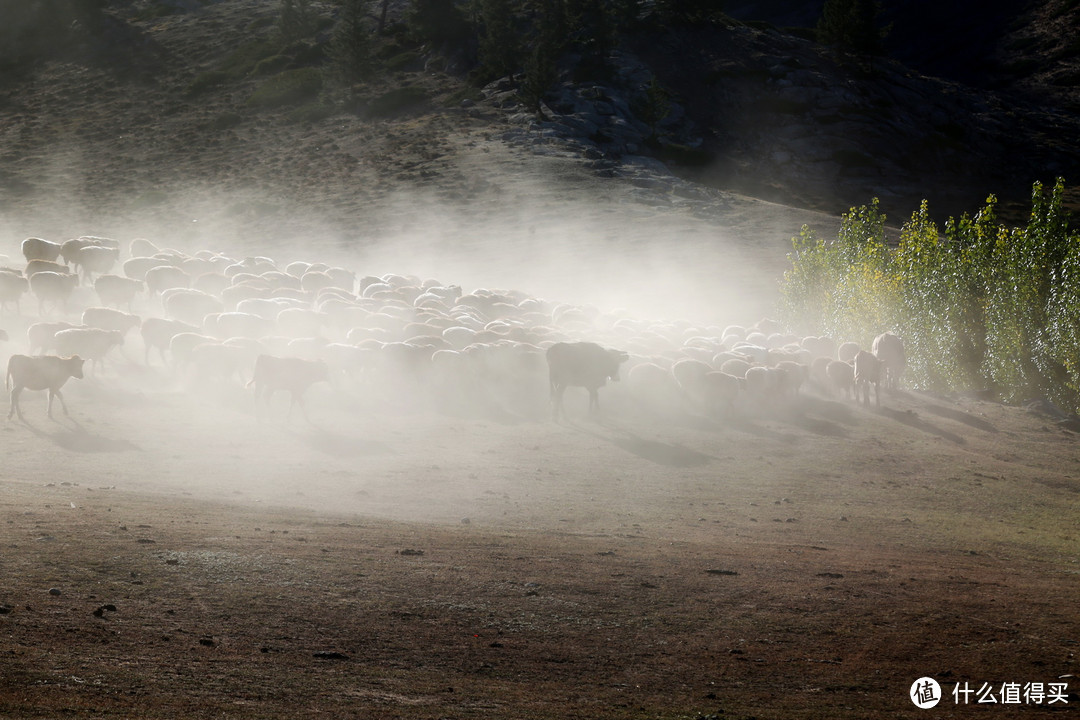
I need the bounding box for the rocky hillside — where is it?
[0,0,1077,247]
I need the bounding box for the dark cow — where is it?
[246,354,330,421]
[7,354,85,420]
[546,341,629,420]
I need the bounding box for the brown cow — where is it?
[7,354,85,420]
[247,354,330,421]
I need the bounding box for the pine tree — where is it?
[519,0,565,113]
[330,0,371,82]
[477,0,520,80]
[408,0,472,46]
[656,0,725,25]
[817,0,887,56]
[279,0,316,42]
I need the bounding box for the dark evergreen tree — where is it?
[279,0,317,41]
[408,0,472,46]
[817,0,887,56]
[656,0,725,25]
[330,0,371,82]
[476,0,520,80]
[519,0,565,112]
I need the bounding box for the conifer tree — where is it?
[817,0,887,56]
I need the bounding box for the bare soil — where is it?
[1,360,1079,719]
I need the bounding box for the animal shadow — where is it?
[578,422,713,468]
[22,418,141,453]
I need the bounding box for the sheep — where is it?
[29,271,79,315]
[703,371,742,416]
[21,237,63,263]
[719,358,753,379]
[7,354,85,420]
[744,365,783,399]
[0,270,29,315]
[25,259,71,277]
[128,237,160,258]
[27,321,79,354]
[801,335,837,361]
[123,256,172,281]
[140,317,201,365]
[94,274,143,310]
[75,244,120,283]
[81,307,141,336]
[774,359,809,396]
[671,358,712,406]
[145,265,191,295]
[53,327,124,374]
[192,272,229,297]
[204,312,273,340]
[60,236,117,276]
[826,360,856,400]
[169,332,217,371]
[276,307,327,339]
[837,341,860,363]
[872,332,906,390]
[162,289,223,326]
[853,350,883,407]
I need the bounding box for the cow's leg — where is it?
[588,387,599,415]
[53,388,70,417]
[551,384,565,421]
[8,387,21,419]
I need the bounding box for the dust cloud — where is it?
[0,144,829,527]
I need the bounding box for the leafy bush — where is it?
[247,68,323,108]
[779,179,1080,409]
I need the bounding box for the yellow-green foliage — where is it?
[779,179,1080,410]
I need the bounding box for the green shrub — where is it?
[779,179,1080,409]
[247,68,323,108]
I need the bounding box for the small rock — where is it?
[199,637,215,647]
[398,549,424,556]
[313,651,349,661]
[706,569,738,576]
[48,588,62,597]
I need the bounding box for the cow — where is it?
[872,332,907,390]
[546,341,629,420]
[29,271,79,315]
[7,354,85,420]
[853,349,883,407]
[246,354,330,421]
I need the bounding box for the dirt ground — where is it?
[2,335,1079,719]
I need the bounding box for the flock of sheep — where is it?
[1,234,906,423]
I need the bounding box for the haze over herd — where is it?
[2,232,907,427]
